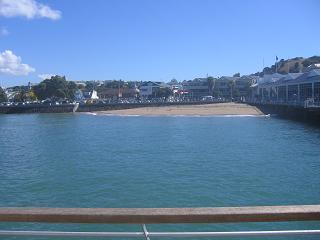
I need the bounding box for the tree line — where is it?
[0,75,253,103]
[0,75,79,103]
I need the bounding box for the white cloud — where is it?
[0,26,9,36]
[38,73,55,80]
[0,50,35,75]
[0,0,61,20]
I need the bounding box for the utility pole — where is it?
[231,86,233,101]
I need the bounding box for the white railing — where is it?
[1,229,320,238]
[304,99,320,108]
[248,99,320,108]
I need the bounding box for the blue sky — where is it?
[0,0,319,87]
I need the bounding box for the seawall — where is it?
[0,101,223,114]
[0,104,75,114]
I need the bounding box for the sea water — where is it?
[0,113,320,239]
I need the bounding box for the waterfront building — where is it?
[251,73,285,101]
[167,80,183,96]
[139,81,169,98]
[213,76,256,100]
[98,88,139,99]
[214,77,230,97]
[180,76,254,100]
[251,70,320,104]
[236,76,258,98]
[182,78,210,99]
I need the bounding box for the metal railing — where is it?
[248,99,320,108]
[0,205,320,238]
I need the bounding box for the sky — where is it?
[0,0,319,87]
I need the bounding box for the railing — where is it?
[304,99,320,108]
[248,99,320,108]
[0,205,320,238]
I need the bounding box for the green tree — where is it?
[170,78,178,84]
[0,87,7,102]
[243,80,252,97]
[233,89,240,98]
[85,81,94,90]
[207,76,216,96]
[228,80,235,100]
[67,81,78,99]
[233,73,240,77]
[213,90,222,97]
[33,75,78,100]
[26,91,37,101]
[14,90,38,102]
[13,90,27,102]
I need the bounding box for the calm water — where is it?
[0,113,320,239]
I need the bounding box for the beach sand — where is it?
[95,103,264,116]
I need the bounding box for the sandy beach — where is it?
[95,103,264,116]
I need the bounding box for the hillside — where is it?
[253,56,320,76]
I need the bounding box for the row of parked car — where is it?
[0,99,76,107]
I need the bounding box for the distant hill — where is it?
[252,56,320,76]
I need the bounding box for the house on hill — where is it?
[139,81,169,98]
[82,90,99,100]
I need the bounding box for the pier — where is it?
[250,101,320,123]
[250,70,320,122]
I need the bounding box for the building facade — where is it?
[251,70,320,104]
[139,81,169,98]
[182,78,210,99]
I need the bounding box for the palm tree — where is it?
[228,80,235,101]
[207,77,215,96]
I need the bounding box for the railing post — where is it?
[312,82,315,99]
[142,224,150,240]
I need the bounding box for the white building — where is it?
[139,81,167,98]
[83,90,99,100]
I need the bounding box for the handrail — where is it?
[1,230,320,238]
[1,205,320,224]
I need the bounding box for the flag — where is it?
[276,56,278,61]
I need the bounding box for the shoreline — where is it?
[94,103,264,116]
